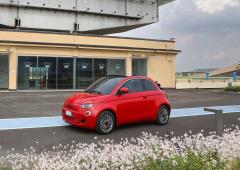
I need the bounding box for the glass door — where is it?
[57,57,73,89]
[18,56,38,89]
[0,55,9,89]
[76,58,93,89]
[132,58,147,76]
[94,59,107,81]
[38,57,57,90]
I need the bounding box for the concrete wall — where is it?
[176,79,240,89]
[147,54,175,87]
[0,30,179,90]
[0,30,177,50]
[0,0,174,34]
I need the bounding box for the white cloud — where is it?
[116,0,240,71]
[195,0,239,14]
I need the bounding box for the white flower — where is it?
[1,127,240,170]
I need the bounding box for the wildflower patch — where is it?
[0,126,240,170]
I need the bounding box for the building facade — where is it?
[0,30,180,90]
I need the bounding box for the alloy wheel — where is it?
[157,106,170,125]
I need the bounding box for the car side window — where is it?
[142,79,158,91]
[120,79,144,93]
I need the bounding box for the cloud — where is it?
[195,0,240,14]
[115,0,240,71]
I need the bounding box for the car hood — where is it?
[64,92,103,104]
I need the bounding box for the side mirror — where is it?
[118,87,129,95]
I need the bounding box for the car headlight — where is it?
[81,103,93,109]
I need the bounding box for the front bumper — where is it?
[62,103,97,129]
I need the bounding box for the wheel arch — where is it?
[159,103,171,115]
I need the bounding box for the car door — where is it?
[140,79,159,120]
[114,79,150,124]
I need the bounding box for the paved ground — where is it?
[167,89,240,108]
[0,113,239,153]
[0,89,239,153]
[0,89,240,119]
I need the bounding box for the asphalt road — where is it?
[0,89,239,153]
[0,89,240,119]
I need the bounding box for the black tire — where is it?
[157,105,170,125]
[96,111,115,135]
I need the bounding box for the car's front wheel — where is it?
[157,105,170,125]
[96,111,115,135]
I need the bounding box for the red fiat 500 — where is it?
[62,76,171,134]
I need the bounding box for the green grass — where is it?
[228,158,240,170]
[140,150,225,170]
[1,154,239,170]
[0,167,12,170]
[224,86,240,92]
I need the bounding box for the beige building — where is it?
[0,30,180,91]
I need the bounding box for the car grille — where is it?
[64,103,75,110]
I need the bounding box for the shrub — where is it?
[141,150,225,170]
[224,86,240,92]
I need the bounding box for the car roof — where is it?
[106,75,148,79]
[106,75,126,78]
[124,76,149,80]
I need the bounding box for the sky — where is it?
[115,0,240,72]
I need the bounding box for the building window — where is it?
[57,58,73,89]
[18,56,38,89]
[132,58,147,76]
[94,59,107,81]
[0,55,9,89]
[107,59,126,76]
[76,58,93,89]
[38,57,57,89]
[18,56,126,90]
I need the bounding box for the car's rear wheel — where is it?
[157,105,170,125]
[96,111,115,135]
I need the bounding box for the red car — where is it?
[62,76,171,134]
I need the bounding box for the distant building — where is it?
[177,68,218,78]
[210,64,240,77]
[177,64,240,79]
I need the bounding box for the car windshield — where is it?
[85,77,124,95]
